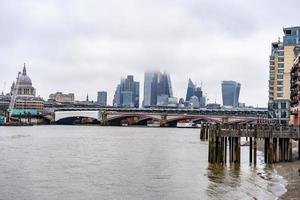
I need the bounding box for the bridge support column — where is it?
[160,114,167,127]
[100,112,108,126]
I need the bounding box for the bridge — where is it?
[54,107,268,126]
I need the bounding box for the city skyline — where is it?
[0,0,300,107]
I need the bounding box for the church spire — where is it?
[22,63,27,75]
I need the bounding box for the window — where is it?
[273,103,278,109]
[278,69,284,73]
[281,111,287,118]
[277,93,283,97]
[278,51,284,56]
[277,81,283,85]
[277,87,283,91]
[281,102,286,109]
[277,75,283,79]
[278,63,284,68]
[278,57,284,62]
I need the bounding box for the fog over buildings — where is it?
[0,0,300,107]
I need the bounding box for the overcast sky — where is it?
[1,0,299,106]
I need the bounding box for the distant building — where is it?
[189,96,199,108]
[49,92,75,103]
[184,79,206,108]
[10,64,44,112]
[143,71,158,107]
[221,80,240,108]
[143,71,174,107]
[113,75,139,108]
[97,91,107,106]
[268,26,300,123]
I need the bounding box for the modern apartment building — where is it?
[268,26,300,123]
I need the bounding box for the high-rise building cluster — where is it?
[143,71,174,107]
[113,75,139,108]
[185,79,206,108]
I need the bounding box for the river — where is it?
[0,126,287,200]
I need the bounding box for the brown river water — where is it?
[0,126,287,200]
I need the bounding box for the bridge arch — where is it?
[55,111,100,122]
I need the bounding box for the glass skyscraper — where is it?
[143,71,173,107]
[221,81,241,108]
[113,75,139,108]
[97,91,107,106]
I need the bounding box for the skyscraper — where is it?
[221,81,241,108]
[268,26,300,123]
[113,75,139,107]
[97,91,107,106]
[143,71,158,107]
[184,79,206,108]
[143,71,173,107]
[185,78,195,101]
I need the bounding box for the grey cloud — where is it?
[0,0,299,106]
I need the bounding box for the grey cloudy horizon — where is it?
[1,0,299,107]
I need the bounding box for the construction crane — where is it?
[8,72,21,118]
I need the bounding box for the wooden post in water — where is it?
[249,137,253,164]
[298,139,300,160]
[288,138,293,162]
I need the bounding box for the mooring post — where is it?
[288,138,293,162]
[224,136,227,164]
[269,137,274,164]
[298,139,300,160]
[249,137,253,164]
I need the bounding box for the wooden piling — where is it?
[249,137,252,163]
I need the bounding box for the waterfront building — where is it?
[290,46,300,125]
[10,64,44,112]
[49,92,75,103]
[113,75,139,108]
[97,91,107,106]
[221,80,240,108]
[268,26,300,123]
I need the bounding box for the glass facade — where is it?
[97,91,107,106]
[221,81,241,108]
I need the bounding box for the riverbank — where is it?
[276,141,300,200]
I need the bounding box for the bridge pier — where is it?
[100,111,108,126]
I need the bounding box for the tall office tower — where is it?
[157,72,173,106]
[114,75,139,108]
[186,79,195,101]
[143,71,158,107]
[113,84,121,107]
[185,79,206,108]
[221,80,241,108]
[195,87,206,108]
[143,71,173,106]
[268,26,300,123]
[97,91,107,106]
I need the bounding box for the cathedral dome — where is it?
[18,65,32,85]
